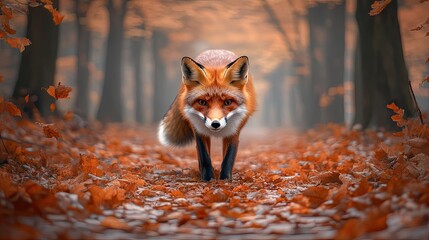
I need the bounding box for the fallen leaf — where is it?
[37,122,62,139]
[5,101,21,117]
[5,37,31,52]
[50,103,56,112]
[368,0,392,16]
[100,216,130,231]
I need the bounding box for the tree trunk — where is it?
[13,1,60,117]
[131,37,144,124]
[96,0,127,122]
[354,0,415,130]
[151,29,169,122]
[264,63,286,127]
[74,0,91,119]
[307,2,346,127]
[324,2,345,124]
[306,4,328,128]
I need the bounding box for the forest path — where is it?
[0,120,428,239]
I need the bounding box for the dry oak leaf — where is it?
[37,122,61,139]
[100,216,131,231]
[43,3,64,25]
[5,101,22,117]
[80,155,103,177]
[335,218,365,240]
[301,186,330,208]
[1,5,13,19]
[369,0,392,16]
[5,37,31,53]
[45,83,72,100]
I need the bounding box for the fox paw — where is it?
[201,168,215,182]
[219,170,232,180]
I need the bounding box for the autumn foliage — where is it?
[0,0,64,53]
[0,100,428,239]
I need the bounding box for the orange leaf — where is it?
[1,6,14,19]
[335,218,365,240]
[45,83,72,99]
[44,3,64,25]
[55,83,72,99]
[52,9,64,25]
[302,186,329,208]
[5,37,31,53]
[170,189,186,198]
[37,122,62,139]
[5,101,21,117]
[100,216,131,231]
[24,94,29,103]
[46,86,56,99]
[391,114,402,122]
[80,155,103,177]
[386,102,399,111]
[50,103,56,112]
[368,0,392,16]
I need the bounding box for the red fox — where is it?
[158,49,256,181]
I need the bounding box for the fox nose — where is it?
[211,120,221,129]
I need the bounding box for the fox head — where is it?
[180,55,250,138]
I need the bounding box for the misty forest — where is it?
[0,0,429,239]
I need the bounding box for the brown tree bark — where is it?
[96,0,127,122]
[353,0,415,130]
[13,1,60,117]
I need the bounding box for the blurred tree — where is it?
[263,63,287,127]
[12,1,60,117]
[263,0,303,128]
[324,1,345,124]
[151,29,169,122]
[97,0,128,122]
[353,0,416,129]
[131,36,144,123]
[306,1,345,128]
[126,4,147,124]
[74,0,92,119]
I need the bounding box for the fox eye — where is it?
[197,99,207,106]
[224,99,233,106]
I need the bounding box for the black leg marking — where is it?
[196,134,214,181]
[219,144,237,180]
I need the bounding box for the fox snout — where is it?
[204,117,227,132]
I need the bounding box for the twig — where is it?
[408,80,424,125]
[0,134,10,155]
[0,136,45,148]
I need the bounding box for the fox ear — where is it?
[224,56,249,87]
[181,57,206,86]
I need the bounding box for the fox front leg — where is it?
[195,134,215,181]
[220,135,239,180]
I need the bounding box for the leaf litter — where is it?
[0,105,428,239]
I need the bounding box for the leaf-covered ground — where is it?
[0,113,428,239]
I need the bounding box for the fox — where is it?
[158,49,256,181]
